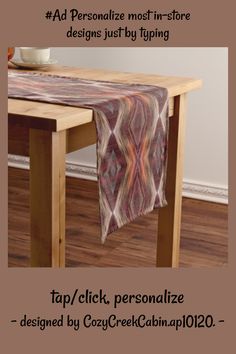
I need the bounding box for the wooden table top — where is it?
[8,65,202,132]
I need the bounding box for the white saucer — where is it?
[10,58,58,69]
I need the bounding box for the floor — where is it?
[8,167,228,268]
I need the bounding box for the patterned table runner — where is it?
[8,71,169,242]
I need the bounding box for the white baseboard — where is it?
[182,180,228,204]
[8,155,228,204]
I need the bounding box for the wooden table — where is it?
[8,66,202,267]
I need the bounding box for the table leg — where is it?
[156,94,187,267]
[29,129,66,267]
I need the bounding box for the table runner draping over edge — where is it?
[8,71,169,243]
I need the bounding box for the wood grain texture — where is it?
[8,103,173,157]
[9,64,202,96]
[29,130,66,267]
[8,168,228,268]
[8,66,202,268]
[8,99,93,132]
[8,98,174,133]
[156,94,186,267]
[8,65,201,132]
[67,121,97,153]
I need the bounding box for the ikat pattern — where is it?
[8,71,169,242]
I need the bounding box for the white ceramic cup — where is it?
[20,47,50,64]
